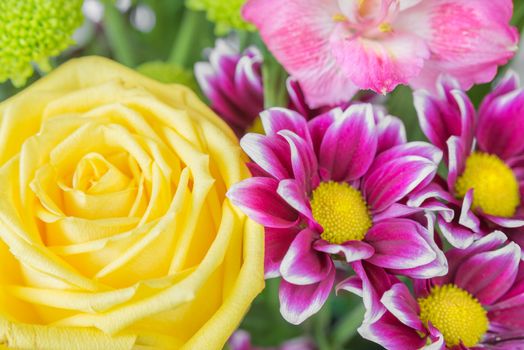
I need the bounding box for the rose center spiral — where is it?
[455,152,520,217]
[311,181,372,244]
[418,284,488,347]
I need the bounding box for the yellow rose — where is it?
[0,56,264,349]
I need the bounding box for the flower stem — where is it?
[102,1,136,67]
[331,302,365,349]
[169,10,203,67]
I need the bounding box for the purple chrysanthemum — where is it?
[411,71,524,249]
[227,104,446,324]
[228,330,315,350]
[195,38,264,136]
[354,231,523,349]
[195,38,373,137]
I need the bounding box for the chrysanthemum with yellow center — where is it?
[0,0,84,87]
[455,152,520,217]
[418,284,489,347]
[310,181,372,244]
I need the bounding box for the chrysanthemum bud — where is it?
[0,0,83,87]
[186,0,253,35]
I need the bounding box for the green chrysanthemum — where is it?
[0,0,84,87]
[186,0,253,35]
[137,61,199,92]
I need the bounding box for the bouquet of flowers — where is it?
[0,1,523,349]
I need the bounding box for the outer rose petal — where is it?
[242,0,358,108]
[279,264,335,324]
[331,27,430,93]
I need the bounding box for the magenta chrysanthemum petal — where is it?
[280,229,332,285]
[357,231,524,349]
[279,265,336,325]
[228,103,444,323]
[413,71,524,249]
[195,39,264,136]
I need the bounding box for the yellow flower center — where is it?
[418,284,489,347]
[455,152,520,217]
[311,181,372,244]
[378,22,393,33]
[247,116,265,134]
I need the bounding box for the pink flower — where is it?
[411,71,524,249]
[354,231,523,349]
[195,38,380,137]
[227,104,446,324]
[195,39,264,136]
[242,0,518,108]
[228,330,316,350]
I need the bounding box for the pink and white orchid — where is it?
[227,104,446,324]
[242,0,518,108]
[195,38,364,137]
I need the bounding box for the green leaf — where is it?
[259,42,289,109]
[386,85,424,141]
